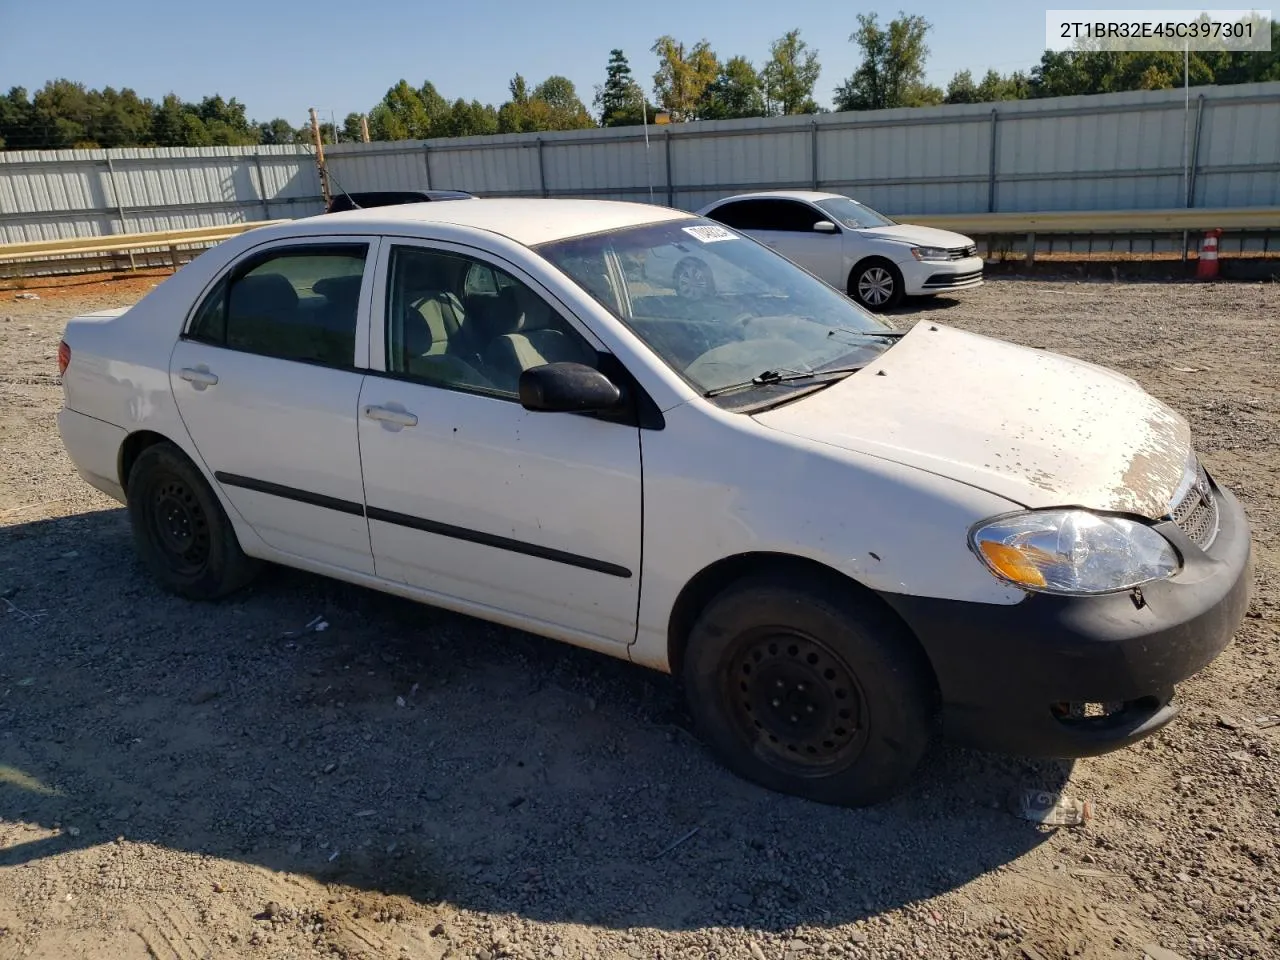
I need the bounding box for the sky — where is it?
[0,1,1194,125]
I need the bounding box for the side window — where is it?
[188,244,369,368]
[756,200,828,232]
[386,245,597,398]
[705,201,758,230]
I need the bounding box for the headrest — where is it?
[313,274,363,307]
[471,285,524,338]
[230,273,298,319]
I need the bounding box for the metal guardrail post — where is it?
[665,129,674,207]
[537,138,547,198]
[987,109,999,213]
[104,156,137,271]
[811,119,819,190]
[1188,94,1206,208]
[252,153,271,220]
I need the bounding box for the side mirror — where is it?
[813,220,838,233]
[519,362,623,413]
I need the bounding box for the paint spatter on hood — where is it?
[1114,405,1193,516]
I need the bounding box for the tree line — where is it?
[2,13,1276,151]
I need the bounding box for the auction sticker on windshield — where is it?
[682,224,737,243]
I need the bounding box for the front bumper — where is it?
[878,479,1253,759]
[899,255,985,296]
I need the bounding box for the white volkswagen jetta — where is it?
[56,199,1251,806]
[696,190,983,311]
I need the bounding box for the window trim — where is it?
[180,235,381,371]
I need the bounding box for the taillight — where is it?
[57,340,71,377]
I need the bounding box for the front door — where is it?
[169,238,378,574]
[356,241,642,646]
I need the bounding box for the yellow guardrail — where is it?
[902,207,1280,234]
[0,220,291,263]
[0,208,1275,268]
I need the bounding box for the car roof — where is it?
[706,190,847,205]
[317,197,693,246]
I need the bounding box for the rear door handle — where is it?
[362,404,418,428]
[179,367,218,388]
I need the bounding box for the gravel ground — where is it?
[1,274,1278,960]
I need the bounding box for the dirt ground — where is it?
[1,273,1278,960]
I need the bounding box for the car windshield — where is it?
[537,218,899,399]
[814,197,897,229]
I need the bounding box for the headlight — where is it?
[969,509,1181,595]
[910,246,951,261]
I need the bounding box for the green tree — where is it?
[651,35,719,121]
[595,49,651,126]
[761,29,821,115]
[833,12,934,111]
[699,55,767,119]
[444,98,500,137]
[339,113,364,142]
[257,117,300,144]
[944,69,978,104]
[533,75,594,129]
[0,87,35,150]
[368,80,432,140]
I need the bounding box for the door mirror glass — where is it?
[813,220,838,233]
[519,362,623,413]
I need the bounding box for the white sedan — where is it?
[57,199,1250,806]
[696,191,983,311]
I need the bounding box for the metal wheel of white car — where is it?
[851,259,903,312]
[674,257,715,300]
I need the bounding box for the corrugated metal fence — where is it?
[2,82,1278,245]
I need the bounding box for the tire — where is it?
[126,442,260,600]
[682,572,935,807]
[673,257,715,300]
[850,258,904,312]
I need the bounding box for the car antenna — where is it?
[326,167,362,210]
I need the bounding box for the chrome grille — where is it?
[1169,460,1220,550]
[945,245,978,260]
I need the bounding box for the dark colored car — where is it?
[325,190,475,214]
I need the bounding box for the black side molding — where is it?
[214,472,365,517]
[365,506,632,578]
[212,472,632,578]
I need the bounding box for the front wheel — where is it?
[850,259,904,312]
[682,573,935,807]
[126,442,261,600]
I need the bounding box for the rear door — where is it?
[707,199,844,287]
[169,237,378,574]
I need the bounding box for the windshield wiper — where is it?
[704,364,866,398]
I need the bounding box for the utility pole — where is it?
[360,114,371,143]
[309,107,331,207]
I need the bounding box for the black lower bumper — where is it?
[878,482,1254,759]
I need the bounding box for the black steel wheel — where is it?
[144,475,212,579]
[683,571,936,806]
[728,630,869,775]
[126,441,260,600]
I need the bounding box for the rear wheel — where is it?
[126,442,260,600]
[850,258,904,312]
[682,573,935,806]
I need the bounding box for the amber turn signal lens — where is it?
[977,541,1048,588]
[57,340,71,377]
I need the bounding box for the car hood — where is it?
[857,223,974,248]
[752,322,1192,519]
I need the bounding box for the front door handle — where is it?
[179,367,218,389]
[362,404,418,428]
